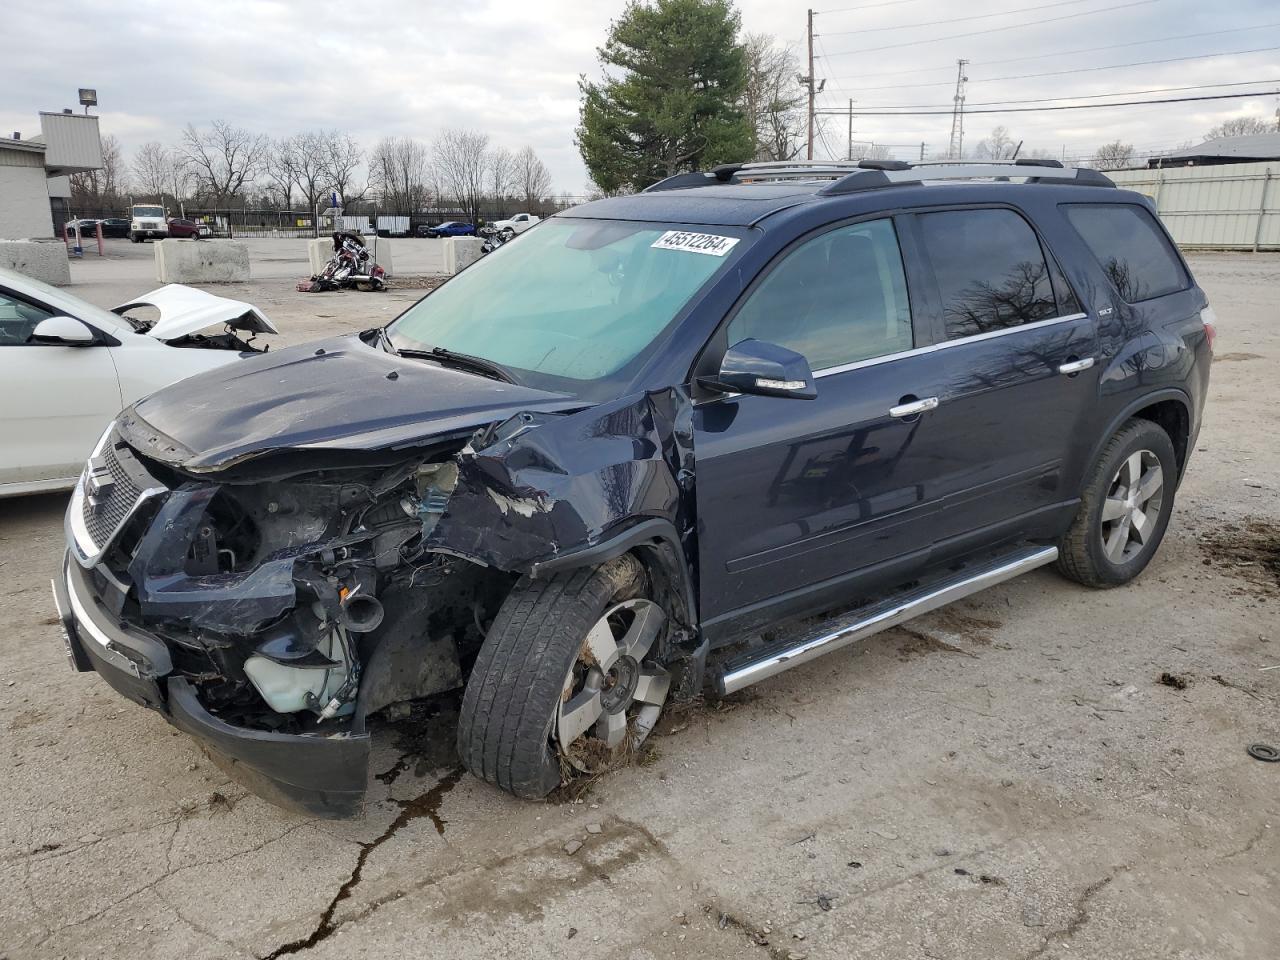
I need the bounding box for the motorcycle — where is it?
[479,224,506,256]
[298,232,386,292]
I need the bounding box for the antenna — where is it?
[948,59,969,160]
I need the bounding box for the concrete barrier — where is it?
[446,237,484,274]
[0,240,71,285]
[154,239,250,283]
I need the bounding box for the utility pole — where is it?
[920,141,926,162]
[847,99,854,161]
[948,58,969,160]
[806,9,816,160]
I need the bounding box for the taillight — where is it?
[1200,306,1217,352]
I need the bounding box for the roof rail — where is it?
[643,157,1115,194]
[820,159,1115,195]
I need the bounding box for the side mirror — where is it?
[30,315,96,346]
[702,339,817,400]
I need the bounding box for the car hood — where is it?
[113,284,279,342]
[121,334,582,472]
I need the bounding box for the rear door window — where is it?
[1062,203,1188,302]
[918,208,1059,340]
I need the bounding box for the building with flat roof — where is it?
[1149,132,1280,169]
[0,110,103,239]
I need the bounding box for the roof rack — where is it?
[643,157,1114,194]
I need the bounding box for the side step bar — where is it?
[714,545,1058,696]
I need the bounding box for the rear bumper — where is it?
[53,553,370,818]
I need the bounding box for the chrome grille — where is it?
[81,443,142,552]
[67,425,167,567]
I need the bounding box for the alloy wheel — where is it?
[556,598,670,770]
[1100,449,1164,564]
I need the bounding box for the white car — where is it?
[490,213,540,239]
[0,267,276,497]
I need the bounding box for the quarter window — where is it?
[1063,203,1187,302]
[919,208,1058,340]
[0,292,54,347]
[727,218,913,371]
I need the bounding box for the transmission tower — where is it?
[948,59,969,160]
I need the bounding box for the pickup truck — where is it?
[490,212,540,239]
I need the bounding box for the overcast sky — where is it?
[4,0,1278,195]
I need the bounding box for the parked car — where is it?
[0,268,276,497]
[166,218,212,239]
[54,159,1212,818]
[97,218,132,238]
[490,212,540,239]
[420,221,475,238]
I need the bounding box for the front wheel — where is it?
[457,555,671,798]
[1057,418,1178,588]
[499,227,515,241]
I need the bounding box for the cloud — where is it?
[1,0,1277,192]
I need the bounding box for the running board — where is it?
[714,545,1058,696]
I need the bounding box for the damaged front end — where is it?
[55,369,700,817]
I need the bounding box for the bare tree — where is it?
[1093,140,1135,171]
[489,146,516,206]
[180,120,269,205]
[130,141,194,206]
[320,132,364,206]
[369,136,430,213]
[1204,115,1276,140]
[742,33,806,162]
[70,134,125,211]
[971,126,1017,160]
[514,146,552,210]
[263,138,300,209]
[434,129,491,223]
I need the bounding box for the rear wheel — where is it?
[1057,418,1178,588]
[457,555,671,798]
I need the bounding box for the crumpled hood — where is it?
[121,334,581,471]
[113,284,279,341]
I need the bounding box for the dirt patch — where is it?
[893,626,979,661]
[1214,352,1263,363]
[1158,672,1190,691]
[926,608,1004,646]
[1199,517,1280,595]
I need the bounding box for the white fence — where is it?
[1108,161,1280,251]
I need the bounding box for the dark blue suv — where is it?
[54,159,1213,814]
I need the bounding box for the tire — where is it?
[457,555,669,798]
[500,227,515,242]
[1057,418,1178,588]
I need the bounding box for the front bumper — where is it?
[53,553,370,818]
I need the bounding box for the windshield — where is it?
[388,218,745,395]
[133,206,163,218]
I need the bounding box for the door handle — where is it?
[1058,357,1095,375]
[889,396,939,418]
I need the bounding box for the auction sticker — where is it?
[651,230,740,256]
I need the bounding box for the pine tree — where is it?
[577,0,753,193]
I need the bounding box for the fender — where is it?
[527,517,698,633]
[1083,386,1193,490]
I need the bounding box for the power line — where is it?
[816,89,1279,116]
[844,79,1280,110]
[818,0,1100,38]
[821,0,1156,58]
[815,0,930,13]
[827,45,1280,89]
[820,22,1280,83]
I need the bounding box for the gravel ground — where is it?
[0,250,1276,960]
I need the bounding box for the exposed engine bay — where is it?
[58,332,701,815]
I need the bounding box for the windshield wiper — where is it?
[397,345,517,384]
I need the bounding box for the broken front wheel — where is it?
[456,555,670,798]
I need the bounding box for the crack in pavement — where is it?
[262,764,465,959]
[1021,867,1125,960]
